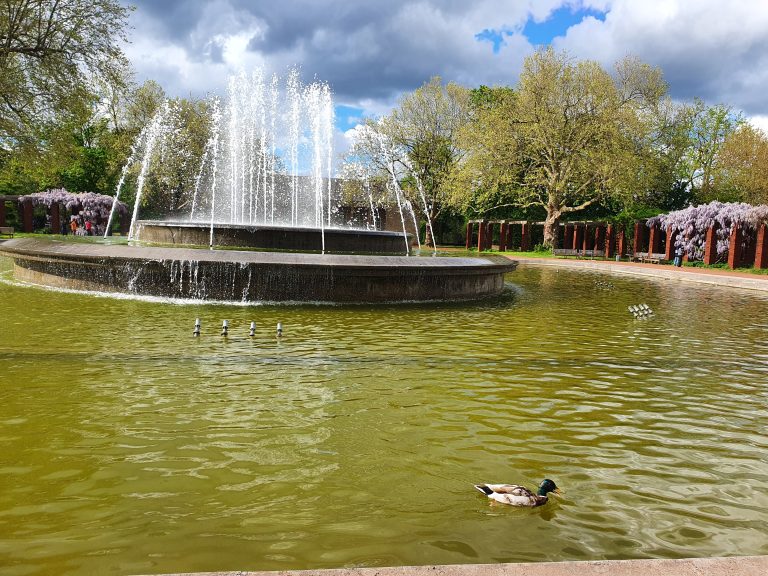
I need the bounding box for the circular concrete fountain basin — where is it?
[0,238,516,303]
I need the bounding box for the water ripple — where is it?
[1,262,768,574]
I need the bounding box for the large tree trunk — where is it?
[424,225,434,248]
[543,207,561,248]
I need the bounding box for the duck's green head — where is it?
[537,479,560,496]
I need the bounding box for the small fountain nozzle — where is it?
[221,319,229,336]
[276,322,283,338]
[249,321,256,337]
[193,318,201,336]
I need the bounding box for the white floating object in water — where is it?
[629,303,653,318]
[193,318,201,336]
[249,321,256,337]
[277,322,283,337]
[221,319,229,336]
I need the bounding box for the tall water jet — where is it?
[214,68,334,227]
[104,128,145,238]
[123,67,336,236]
[128,102,171,240]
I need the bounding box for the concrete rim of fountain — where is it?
[134,220,415,254]
[0,237,517,304]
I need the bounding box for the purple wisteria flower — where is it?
[22,189,128,215]
[647,201,768,259]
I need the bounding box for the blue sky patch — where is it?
[475,28,508,54]
[335,104,365,132]
[524,6,607,45]
[476,5,607,53]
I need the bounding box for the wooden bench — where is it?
[0,226,13,238]
[640,252,667,264]
[553,248,605,259]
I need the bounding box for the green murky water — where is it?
[1,256,767,575]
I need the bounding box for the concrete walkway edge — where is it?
[510,256,768,292]
[145,555,768,576]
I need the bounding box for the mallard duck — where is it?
[474,479,560,507]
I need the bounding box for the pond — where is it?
[1,257,767,575]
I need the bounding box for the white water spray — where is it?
[104,128,146,238]
[128,102,171,240]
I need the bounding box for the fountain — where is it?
[0,68,515,303]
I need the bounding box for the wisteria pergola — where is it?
[7,189,129,235]
[647,201,768,268]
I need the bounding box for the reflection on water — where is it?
[1,259,768,575]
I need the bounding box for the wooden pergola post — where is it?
[605,224,616,258]
[521,221,531,251]
[21,200,33,232]
[665,228,676,261]
[477,220,487,251]
[499,221,508,252]
[648,223,662,257]
[633,221,647,257]
[728,223,744,269]
[594,224,605,256]
[564,223,574,250]
[703,225,718,265]
[755,224,768,269]
[574,224,584,252]
[617,228,627,257]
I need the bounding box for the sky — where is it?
[120,0,768,148]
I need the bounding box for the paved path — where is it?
[509,256,768,293]
[141,555,768,576]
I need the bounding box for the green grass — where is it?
[683,260,768,275]
[453,247,554,258]
[9,232,129,244]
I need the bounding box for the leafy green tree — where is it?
[124,80,167,135]
[679,100,744,203]
[142,97,211,216]
[450,48,668,246]
[716,123,768,204]
[0,90,123,195]
[0,0,131,143]
[99,80,168,210]
[0,0,135,197]
[58,119,113,194]
[344,77,471,246]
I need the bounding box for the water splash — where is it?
[128,102,171,240]
[402,156,437,255]
[122,68,334,235]
[104,127,146,238]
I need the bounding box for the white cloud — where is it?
[555,0,768,116]
[748,115,768,135]
[122,0,768,127]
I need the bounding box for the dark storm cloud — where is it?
[123,0,768,125]
[128,0,206,44]
[124,0,532,105]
